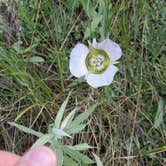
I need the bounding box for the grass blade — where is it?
[25,56,45,63]
[141,146,166,156]
[154,97,164,128]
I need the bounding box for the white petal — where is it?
[69,43,89,77]
[86,65,118,88]
[92,38,122,61]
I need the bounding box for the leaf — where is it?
[92,153,103,166]
[79,0,91,17]
[154,97,164,128]
[54,92,71,128]
[50,139,64,166]
[12,41,38,54]
[8,122,43,137]
[64,146,94,164]
[65,124,86,135]
[63,156,78,166]
[32,134,53,148]
[67,143,93,151]
[66,0,80,10]
[57,150,63,166]
[91,14,103,31]
[71,104,97,126]
[84,26,91,39]
[24,43,38,53]
[141,146,166,156]
[12,41,22,53]
[52,128,71,138]
[25,56,45,63]
[61,107,77,129]
[85,14,102,39]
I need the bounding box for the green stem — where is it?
[141,146,166,156]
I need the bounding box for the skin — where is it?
[0,146,57,166]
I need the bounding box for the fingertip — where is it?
[0,151,20,166]
[15,146,57,166]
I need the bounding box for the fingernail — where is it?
[15,146,56,166]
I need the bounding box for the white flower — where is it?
[69,38,122,88]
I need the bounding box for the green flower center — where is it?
[86,47,110,74]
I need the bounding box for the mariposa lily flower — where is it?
[69,38,122,88]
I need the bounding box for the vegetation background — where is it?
[0,0,165,165]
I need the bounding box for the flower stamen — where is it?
[86,48,110,74]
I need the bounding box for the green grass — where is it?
[0,0,166,165]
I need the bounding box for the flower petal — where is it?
[92,38,122,61]
[86,65,118,88]
[69,43,89,77]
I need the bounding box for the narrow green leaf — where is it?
[65,124,86,135]
[67,143,93,151]
[66,0,79,10]
[61,107,77,129]
[24,43,38,53]
[154,97,164,128]
[8,122,43,137]
[25,56,45,63]
[64,146,94,164]
[84,27,91,39]
[12,41,22,53]
[71,104,97,126]
[52,128,71,138]
[80,0,92,17]
[50,139,63,166]
[54,92,71,128]
[91,15,103,31]
[55,145,63,166]
[63,156,78,166]
[32,134,53,148]
[141,146,166,156]
[92,153,103,166]
[12,42,38,54]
